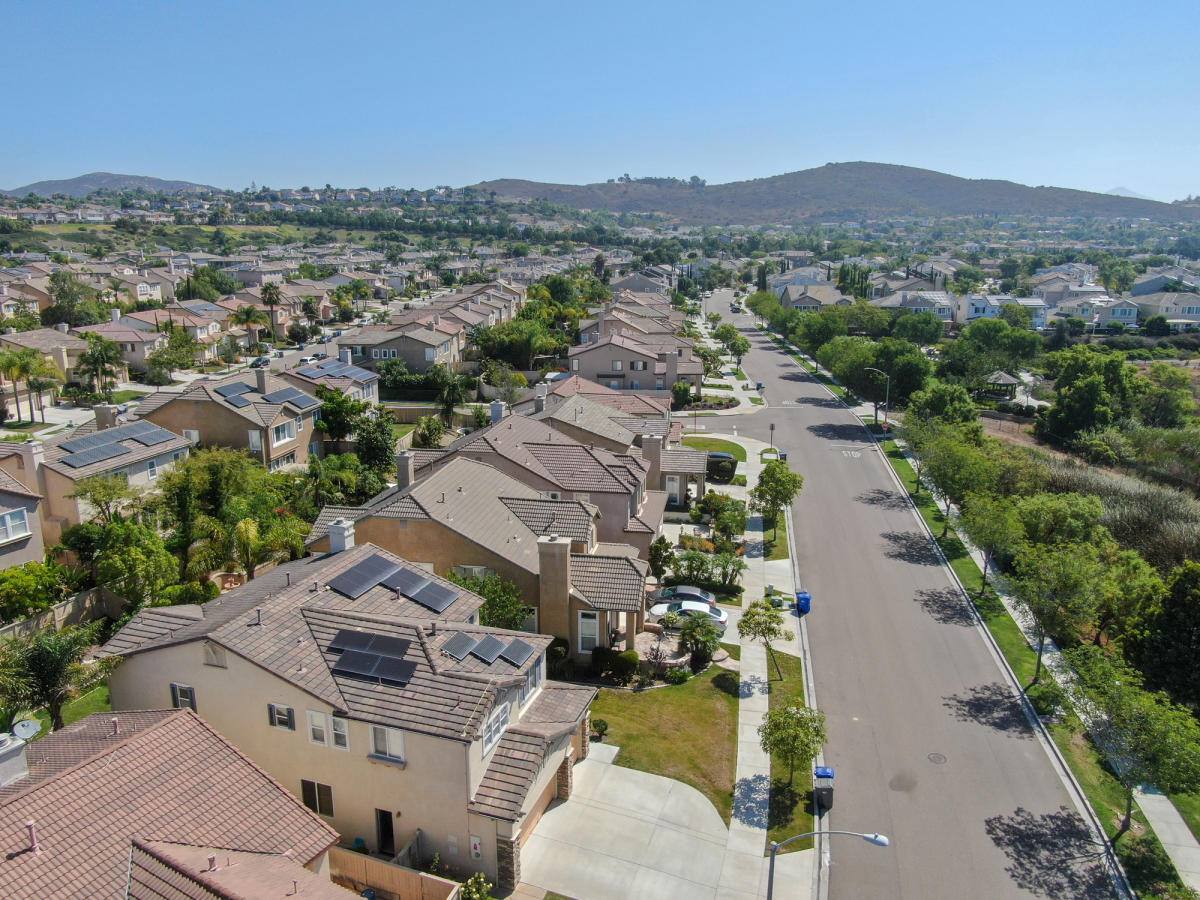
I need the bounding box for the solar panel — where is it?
[327,552,402,599]
[59,431,118,454]
[381,567,428,595]
[130,429,174,447]
[471,635,506,664]
[329,629,374,653]
[215,382,253,398]
[411,582,457,614]
[226,394,252,408]
[59,442,131,468]
[290,393,321,410]
[369,634,411,660]
[296,367,324,378]
[262,387,303,404]
[499,638,535,667]
[375,657,417,687]
[331,649,380,679]
[442,632,479,661]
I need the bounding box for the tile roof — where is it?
[135,371,321,427]
[40,420,194,481]
[0,466,40,499]
[569,553,649,612]
[544,375,670,415]
[627,489,668,535]
[658,447,708,475]
[0,328,88,352]
[0,710,338,899]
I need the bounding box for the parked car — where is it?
[649,599,728,632]
[297,356,316,365]
[249,357,271,368]
[649,585,717,607]
[311,351,329,360]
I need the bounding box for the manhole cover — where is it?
[928,752,948,765]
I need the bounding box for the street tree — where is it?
[906,381,976,425]
[728,334,752,370]
[958,494,1024,595]
[1013,543,1103,682]
[920,435,996,536]
[738,599,795,680]
[758,705,826,785]
[1129,561,1200,713]
[749,460,803,539]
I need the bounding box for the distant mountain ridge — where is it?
[473,162,1196,224]
[3,172,217,198]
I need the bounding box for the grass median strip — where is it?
[683,435,747,461]
[766,653,814,853]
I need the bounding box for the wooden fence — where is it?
[328,847,460,900]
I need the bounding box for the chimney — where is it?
[339,348,352,364]
[490,399,506,424]
[396,450,415,488]
[110,307,121,322]
[537,535,571,639]
[255,367,269,393]
[54,322,69,334]
[93,403,119,431]
[534,382,548,413]
[641,433,664,485]
[0,733,29,788]
[327,518,355,553]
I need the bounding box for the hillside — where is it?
[3,172,218,198]
[474,162,1198,225]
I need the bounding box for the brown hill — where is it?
[474,162,1195,224]
[4,172,218,198]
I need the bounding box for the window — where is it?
[331,716,349,750]
[611,360,623,371]
[301,779,334,817]
[630,380,640,390]
[425,347,436,361]
[203,643,226,668]
[272,421,296,446]
[248,430,262,451]
[172,450,186,463]
[631,360,646,371]
[307,710,328,745]
[170,683,196,711]
[268,703,295,730]
[295,414,304,431]
[578,611,599,653]
[372,348,380,359]
[146,459,158,480]
[520,655,544,706]
[656,378,664,390]
[370,725,405,762]
[0,508,30,542]
[482,698,510,756]
[453,565,493,579]
[571,359,579,371]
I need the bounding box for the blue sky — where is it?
[7,0,1198,201]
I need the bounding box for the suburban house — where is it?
[527,374,672,418]
[0,326,115,391]
[345,321,462,373]
[875,290,954,322]
[119,308,225,362]
[135,369,324,471]
[1134,291,1200,328]
[73,320,168,372]
[0,409,192,545]
[779,283,853,312]
[0,466,43,567]
[0,710,351,900]
[1053,297,1139,327]
[567,333,703,394]
[412,411,667,558]
[100,539,595,892]
[280,352,381,403]
[307,456,649,656]
[1131,267,1199,296]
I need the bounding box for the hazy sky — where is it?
[7,0,1198,201]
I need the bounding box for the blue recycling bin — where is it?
[795,591,811,614]
[814,766,835,810]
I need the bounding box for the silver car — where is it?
[649,599,728,632]
[649,585,717,607]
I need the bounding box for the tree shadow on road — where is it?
[733,774,770,829]
[913,587,977,627]
[789,394,844,409]
[856,487,912,511]
[807,422,871,442]
[984,806,1115,898]
[942,683,1033,739]
[880,530,943,566]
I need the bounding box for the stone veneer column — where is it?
[579,712,590,760]
[556,748,575,800]
[496,836,519,892]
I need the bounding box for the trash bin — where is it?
[780,449,788,462]
[814,766,835,811]
[795,591,811,614]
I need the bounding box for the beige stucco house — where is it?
[0,467,44,568]
[566,333,703,394]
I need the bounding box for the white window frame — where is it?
[578,611,599,653]
[248,430,262,451]
[268,703,295,730]
[183,429,199,443]
[631,359,646,371]
[424,347,436,361]
[0,508,30,543]
[331,716,350,750]
[372,348,380,359]
[295,414,304,431]
[272,420,296,447]
[370,724,406,762]
[307,710,328,745]
[520,655,545,706]
[482,698,510,756]
[571,359,579,371]
[611,360,623,371]
[146,459,158,480]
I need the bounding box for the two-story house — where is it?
[100,539,594,892]
[280,351,380,403]
[566,333,703,395]
[134,369,324,471]
[346,322,461,374]
[0,466,44,568]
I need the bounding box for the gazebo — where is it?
[985,370,1020,399]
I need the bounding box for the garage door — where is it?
[520,778,558,846]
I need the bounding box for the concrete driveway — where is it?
[520,745,731,900]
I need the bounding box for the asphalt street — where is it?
[702,289,1116,900]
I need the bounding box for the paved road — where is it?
[701,289,1116,900]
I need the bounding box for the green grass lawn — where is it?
[875,436,1194,897]
[0,420,52,432]
[110,389,148,404]
[703,382,734,391]
[733,369,749,381]
[763,516,789,561]
[683,435,747,462]
[1170,792,1200,842]
[391,423,415,438]
[750,397,765,405]
[719,641,741,661]
[31,685,111,737]
[590,666,739,823]
[766,653,814,852]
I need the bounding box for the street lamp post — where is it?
[864,366,891,427]
[769,422,775,450]
[766,830,890,900]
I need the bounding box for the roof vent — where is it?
[255,609,263,626]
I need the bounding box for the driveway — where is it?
[520,746,730,900]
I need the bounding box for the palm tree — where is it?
[303,455,357,509]
[260,281,282,311]
[0,625,115,731]
[8,348,44,423]
[230,305,271,349]
[24,357,62,423]
[229,517,307,581]
[78,334,123,399]
[0,349,23,423]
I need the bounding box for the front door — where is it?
[665,475,681,505]
[376,808,395,857]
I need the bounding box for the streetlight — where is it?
[767,830,890,900]
[864,366,891,427]
[769,422,775,450]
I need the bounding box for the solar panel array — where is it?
[327,628,418,687]
[325,553,460,614]
[57,421,178,469]
[214,382,253,399]
[262,386,320,410]
[226,394,252,408]
[471,635,506,664]
[296,359,375,383]
[438,632,539,669]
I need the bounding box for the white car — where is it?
[650,600,728,632]
[297,356,316,365]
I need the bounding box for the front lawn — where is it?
[32,685,111,737]
[110,389,148,404]
[682,435,747,462]
[590,666,739,823]
[391,423,415,438]
[766,653,814,852]
[703,382,733,391]
[763,516,789,561]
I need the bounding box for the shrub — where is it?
[611,650,639,685]
[689,644,713,673]
[707,456,737,482]
[591,718,609,740]
[144,367,173,386]
[461,873,492,900]
[1026,680,1066,717]
[633,671,654,691]
[590,646,615,677]
[665,667,690,685]
[732,474,748,487]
